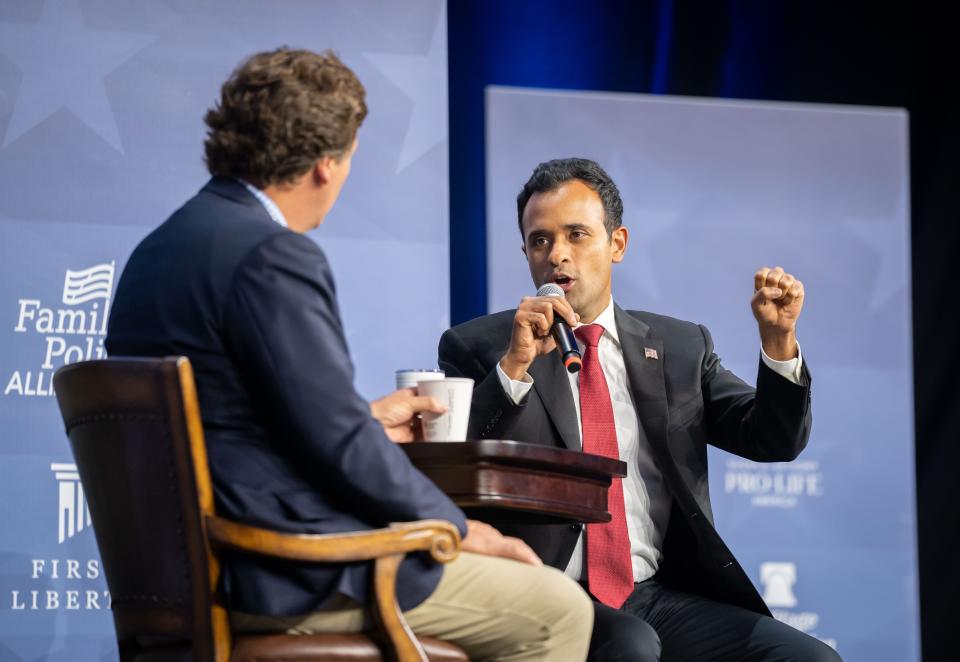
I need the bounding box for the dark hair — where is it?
[516,158,623,237]
[203,47,367,187]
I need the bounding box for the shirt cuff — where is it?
[496,361,534,405]
[760,341,803,385]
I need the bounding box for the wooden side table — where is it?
[402,439,627,524]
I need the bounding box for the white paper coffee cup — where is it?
[417,377,474,442]
[396,369,445,391]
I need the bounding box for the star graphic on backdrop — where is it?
[0,0,155,152]
[605,151,682,302]
[844,217,909,311]
[364,5,446,173]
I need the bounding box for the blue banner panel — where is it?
[0,1,448,658]
[486,87,916,662]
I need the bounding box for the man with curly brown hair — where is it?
[106,48,593,661]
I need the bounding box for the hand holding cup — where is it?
[417,377,474,442]
[370,388,447,443]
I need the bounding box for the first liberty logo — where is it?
[7,463,110,612]
[5,262,114,397]
[52,463,92,544]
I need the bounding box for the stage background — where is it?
[485,86,916,661]
[448,4,956,659]
[0,1,448,659]
[2,1,956,660]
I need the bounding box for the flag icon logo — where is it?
[62,262,115,305]
[644,347,658,360]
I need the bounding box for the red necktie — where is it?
[575,324,633,608]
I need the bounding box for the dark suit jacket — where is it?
[106,177,466,615]
[438,305,811,615]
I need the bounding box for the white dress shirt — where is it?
[239,179,288,228]
[496,298,802,582]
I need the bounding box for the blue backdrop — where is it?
[0,1,448,659]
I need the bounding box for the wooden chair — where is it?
[53,356,467,662]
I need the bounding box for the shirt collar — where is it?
[238,179,288,228]
[575,297,619,345]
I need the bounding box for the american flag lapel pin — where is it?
[644,347,659,360]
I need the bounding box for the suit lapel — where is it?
[529,351,581,451]
[614,306,670,461]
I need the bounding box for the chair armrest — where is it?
[205,516,462,662]
[204,516,460,565]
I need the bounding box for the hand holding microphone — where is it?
[499,285,581,381]
[535,283,582,372]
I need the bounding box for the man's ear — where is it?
[521,242,527,258]
[611,226,629,264]
[313,156,334,186]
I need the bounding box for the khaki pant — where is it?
[232,552,593,661]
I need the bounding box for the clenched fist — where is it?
[751,266,804,361]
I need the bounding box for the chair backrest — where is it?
[54,357,227,662]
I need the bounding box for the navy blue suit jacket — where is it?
[439,308,812,615]
[106,177,466,615]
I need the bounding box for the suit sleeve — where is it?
[222,232,466,534]
[438,326,526,440]
[699,324,812,462]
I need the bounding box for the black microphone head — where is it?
[536,283,565,298]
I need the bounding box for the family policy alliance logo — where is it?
[4,262,114,397]
[760,562,837,651]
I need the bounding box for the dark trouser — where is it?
[587,578,842,662]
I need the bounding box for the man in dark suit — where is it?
[439,158,841,661]
[106,49,592,661]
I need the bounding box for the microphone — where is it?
[536,283,582,373]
